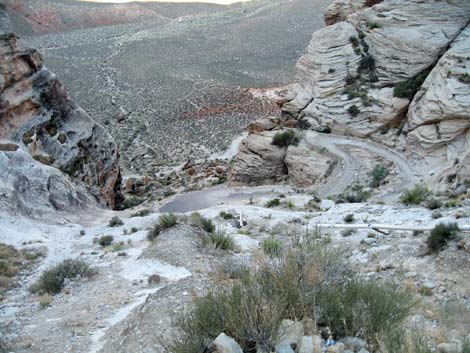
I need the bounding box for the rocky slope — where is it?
[0,7,122,209]
[233,0,470,191]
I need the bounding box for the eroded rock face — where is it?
[324,0,383,26]
[0,148,97,217]
[0,8,122,208]
[401,26,470,187]
[278,0,470,188]
[229,117,335,187]
[230,129,288,185]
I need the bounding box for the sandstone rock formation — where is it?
[0,7,122,208]
[401,26,470,186]
[276,0,470,189]
[229,117,335,186]
[0,145,97,217]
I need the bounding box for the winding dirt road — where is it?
[161,132,423,213]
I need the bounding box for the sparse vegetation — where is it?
[336,185,371,203]
[393,69,431,99]
[147,213,179,241]
[271,130,300,147]
[425,197,442,210]
[265,198,281,208]
[29,259,94,295]
[341,228,356,237]
[169,236,414,352]
[219,211,235,220]
[187,212,215,233]
[159,213,179,229]
[261,238,283,257]
[112,241,125,252]
[426,222,459,252]
[130,209,151,218]
[98,235,114,247]
[348,104,361,116]
[343,213,355,223]
[204,230,234,251]
[400,185,430,205]
[369,165,389,188]
[108,216,124,227]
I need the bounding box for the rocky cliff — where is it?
[0,7,122,209]
[236,0,470,190]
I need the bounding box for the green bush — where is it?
[348,105,360,116]
[108,216,124,227]
[169,237,414,352]
[261,238,283,257]
[271,130,300,147]
[98,235,114,247]
[188,213,215,233]
[30,259,94,295]
[343,214,355,223]
[204,230,234,251]
[393,69,430,99]
[265,198,281,208]
[425,197,442,210]
[336,185,371,203]
[369,165,389,188]
[147,223,162,241]
[426,222,459,252]
[159,213,179,229]
[400,185,430,205]
[219,211,235,220]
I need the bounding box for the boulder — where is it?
[324,0,383,26]
[285,143,336,187]
[276,341,295,353]
[0,9,121,208]
[278,319,304,347]
[298,335,324,353]
[229,130,287,185]
[212,333,243,353]
[0,149,97,217]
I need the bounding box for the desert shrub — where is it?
[118,195,143,210]
[219,211,235,220]
[400,185,430,205]
[393,69,430,99]
[188,213,215,233]
[336,185,371,203]
[349,36,360,47]
[271,130,300,147]
[147,223,162,241]
[160,213,179,229]
[30,259,93,295]
[343,214,355,223]
[108,216,124,227]
[318,279,415,343]
[98,235,114,247]
[358,54,375,74]
[130,209,151,218]
[169,235,413,352]
[368,22,382,30]
[457,73,470,84]
[286,200,295,209]
[377,327,431,353]
[261,238,283,257]
[348,105,361,116]
[425,197,442,210]
[265,198,281,208]
[369,165,389,188]
[426,222,459,252]
[204,230,234,251]
[112,241,125,252]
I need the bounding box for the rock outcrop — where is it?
[276,0,470,189]
[0,7,122,208]
[229,117,335,186]
[0,145,97,217]
[400,26,470,186]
